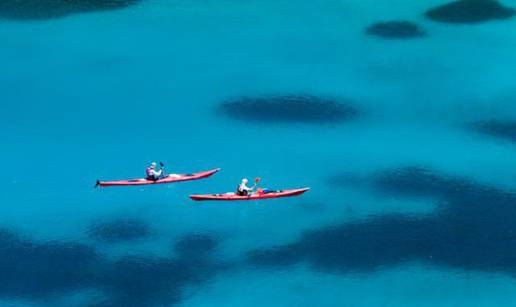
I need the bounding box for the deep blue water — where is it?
[3,0,516,306]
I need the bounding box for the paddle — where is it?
[252,177,261,191]
[159,161,166,178]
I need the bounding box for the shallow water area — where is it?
[3,0,516,306]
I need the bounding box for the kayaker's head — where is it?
[241,178,248,184]
[150,162,157,169]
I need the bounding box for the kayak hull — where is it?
[97,168,220,187]
[189,188,309,201]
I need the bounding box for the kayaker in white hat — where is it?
[236,178,260,196]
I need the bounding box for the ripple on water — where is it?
[174,233,218,257]
[88,218,151,243]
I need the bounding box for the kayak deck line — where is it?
[96,168,220,187]
[189,187,310,201]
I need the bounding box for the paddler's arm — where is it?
[150,169,163,176]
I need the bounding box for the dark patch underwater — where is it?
[470,120,516,142]
[0,229,101,299]
[0,230,223,306]
[88,218,151,243]
[174,233,218,258]
[424,0,516,24]
[218,95,358,124]
[366,21,426,39]
[249,167,516,276]
[0,0,142,20]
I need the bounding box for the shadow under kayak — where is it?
[96,168,220,187]
[190,188,310,201]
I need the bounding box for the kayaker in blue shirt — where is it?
[146,162,165,181]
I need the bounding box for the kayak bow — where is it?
[96,168,220,187]
[189,187,309,201]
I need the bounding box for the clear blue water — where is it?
[3,0,516,306]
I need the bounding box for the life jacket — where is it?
[236,184,248,196]
[146,167,153,178]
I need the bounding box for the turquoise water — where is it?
[3,0,516,306]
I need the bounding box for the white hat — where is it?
[150,162,157,168]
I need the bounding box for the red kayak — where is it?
[190,188,309,201]
[96,168,220,187]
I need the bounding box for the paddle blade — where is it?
[255,177,261,183]
[160,162,165,167]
